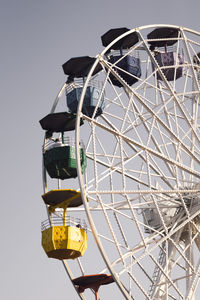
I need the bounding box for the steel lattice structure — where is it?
[42,25,200,299]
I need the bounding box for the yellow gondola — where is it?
[41,189,87,260]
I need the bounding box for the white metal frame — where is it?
[75,25,200,299]
[42,24,200,299]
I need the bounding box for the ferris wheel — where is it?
[40,25,200,299]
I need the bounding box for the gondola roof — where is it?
[72,274,114,287]
[42,189,83,207]
[101,27,138,51]
[39,112,83,132]
[62,56,102,78]
[147,27,180,47]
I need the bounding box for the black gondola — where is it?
[147,27,183,81]
[101,27,141,87]
[63,56,104,118]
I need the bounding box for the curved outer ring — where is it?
[75,24,200,299]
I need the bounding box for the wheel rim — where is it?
[75,25,200,299]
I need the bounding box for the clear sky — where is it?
[1,0,200,299]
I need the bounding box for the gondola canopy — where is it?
[147,27,180,48]
[62,56,102,79]
[101,27,138,51]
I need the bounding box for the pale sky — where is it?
[1,0,200,299]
